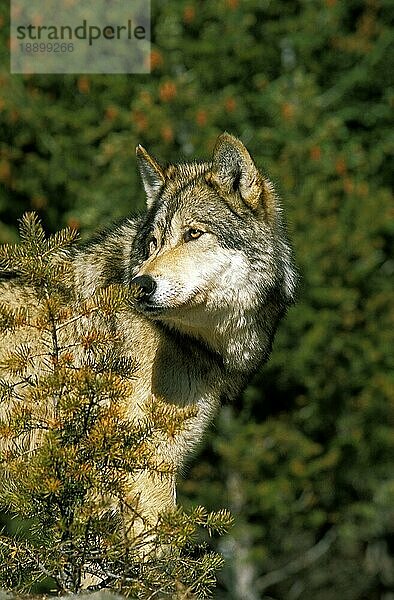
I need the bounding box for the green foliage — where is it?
[0,216,232,598]
[0,1,392,598]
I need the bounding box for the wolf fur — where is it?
[0,133,296,527]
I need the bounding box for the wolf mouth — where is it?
[136,302,166,316]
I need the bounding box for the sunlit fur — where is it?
[1,134,297,529]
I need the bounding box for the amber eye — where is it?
[148,236,158,255]
[184,228,204,243]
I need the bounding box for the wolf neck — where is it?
[163,304,276,376]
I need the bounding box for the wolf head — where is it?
[129,133,296,371]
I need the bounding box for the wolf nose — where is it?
[130,275,157,299]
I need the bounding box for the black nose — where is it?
[130,275,157,299]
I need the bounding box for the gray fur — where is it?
[0,133,296,528]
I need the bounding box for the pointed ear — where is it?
[208,133,269,213]
[136,145,165,208]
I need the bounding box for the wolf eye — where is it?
[148,236,158,255]
[184,228,204,243]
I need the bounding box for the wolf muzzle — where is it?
[130,274,157,300]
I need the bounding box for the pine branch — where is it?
[0,212,230,597]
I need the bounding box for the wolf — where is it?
[0,133,296,530]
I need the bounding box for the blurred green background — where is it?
[0,1,393,598]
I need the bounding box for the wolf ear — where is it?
[136,145,166,208]
[209,133,271,214]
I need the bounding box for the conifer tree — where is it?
[1,2,392,596]
[0,214,232,598]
